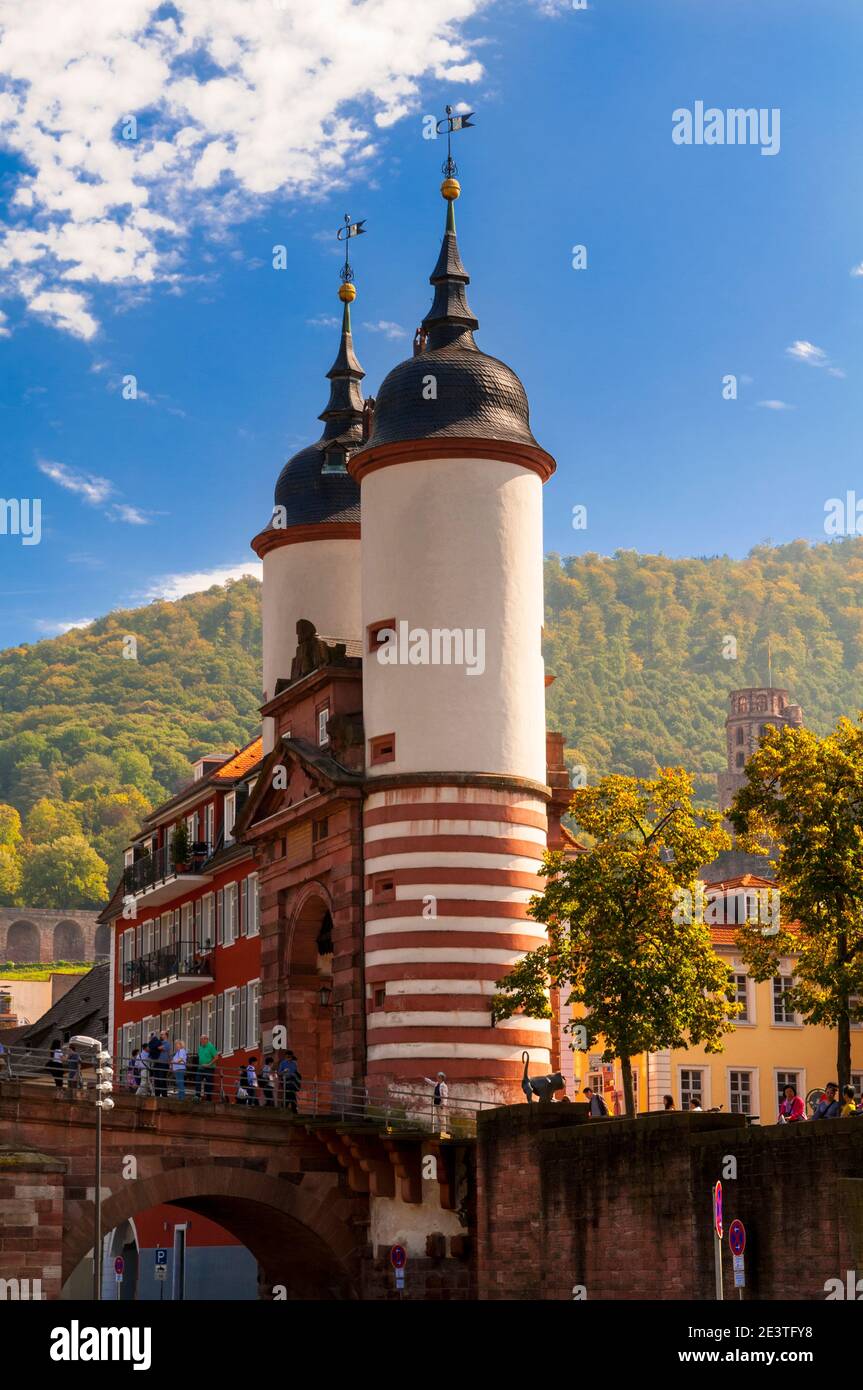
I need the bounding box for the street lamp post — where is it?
[71,1035,114,1301]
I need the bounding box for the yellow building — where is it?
[560,875,863,1121]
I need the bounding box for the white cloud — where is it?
[786,340,827,365]
[0,309,9,338]
[757,400,794,411]
[37,459,114,505]
[362,319,407,339]
[851,263,863,277]
[141,561,263,602]
[306,314,340,329]
[35,617,95,636]
[107,503,152,525]
[785,339,845,378]
[0,0,486,338]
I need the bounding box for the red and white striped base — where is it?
[363,784,552,1105]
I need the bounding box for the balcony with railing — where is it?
[123,842,213,906]
[122,940,215,1002]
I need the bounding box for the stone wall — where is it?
[476,1106,863,1301]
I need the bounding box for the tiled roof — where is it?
[703,873,775,890]
[13,962,110,1049]
[212,736,263,781]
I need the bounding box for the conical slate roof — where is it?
[272,300,362,525]
[357,193,537,452]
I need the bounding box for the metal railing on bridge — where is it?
[0,1043,495,1136]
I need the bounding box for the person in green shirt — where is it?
[196,1035,219,1102]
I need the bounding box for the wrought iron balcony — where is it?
[123,843,213,905]
[122,940,215,1002]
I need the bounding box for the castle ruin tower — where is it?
[717,687,804,812]
[349,163,556,1104]
[252,279,364,752]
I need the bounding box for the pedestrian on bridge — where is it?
[47,1039,65,1092]
[278,1051,301,1113]
[196,1034,219,1102]
[172,1040,188,1100]
[424,1072,449,1135]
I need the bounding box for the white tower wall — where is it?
[261,536,361,752]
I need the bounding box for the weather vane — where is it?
[436,104,475,179]
[336,212,366,286]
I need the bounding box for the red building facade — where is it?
[104,741,263,1093]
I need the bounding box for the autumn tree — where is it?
[493,769,734,1116]
[729,715,863,1093]
[0,803,23,905]
[20,835,109,908]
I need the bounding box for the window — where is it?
[736,752,745,768]
[728,972,749,1023]
[312,817,329,845]
[680,1069,704,1109]
[247,980,261,1050]
[216,888,224,946]
[186,812,198,844]
[224,792,236,846]
[246,874,260,937]
[223,882,238,946]
[205,804,214,852]
[194,898,202,949]
[776,1070,800,1108]
[374,986,386,1010]
[317,706,330,746]
[852,1073,863,1100]
[367,617,396,654]
[736,727,744,745]
[369,733,396,766]
[372,874,396,904]
[181,902,192,943]
[223,987,239,1055]
[202,996,215,1045]
[201,893,215,949]
[773,974,796,1024]
[729,1070,754,1115]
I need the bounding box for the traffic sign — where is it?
[734,1267,746,1289]
[113,1256,124,1277]
[729,1219,746,1257]
[154,1266,167,1282]
[395,1269,405,1290]
[155,1247,168,1267]
[390,1244,407,1270]
[713,1181,723,1240]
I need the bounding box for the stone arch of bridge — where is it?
[62,1163,363,1299]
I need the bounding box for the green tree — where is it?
[0,844,22,905]
[493,769,734,1116]
[0,803,22,847]
[26,796,83,843]
[729,715,863,1092]
[20,834,109,907]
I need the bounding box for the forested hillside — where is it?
[544,538,863,801]
[2,539,862,908]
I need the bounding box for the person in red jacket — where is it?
[778,1083,805,1123]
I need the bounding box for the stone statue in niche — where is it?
[290,619,346,682]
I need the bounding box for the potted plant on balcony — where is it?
[171,821,191,873]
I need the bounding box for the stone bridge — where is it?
[0,908,107,964]
[0,1079,475,1300]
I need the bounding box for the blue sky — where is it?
[1,0,861,648]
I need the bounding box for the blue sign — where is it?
[729,1219,746,1257]
[155,1247,168,1267]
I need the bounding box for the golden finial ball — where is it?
[338,282,357,303]
[441,177,461,201]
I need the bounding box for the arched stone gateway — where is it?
[284,886,334,1086]
[62,1165,364,1299]
[53,919,85,960]
[6,919,40,962]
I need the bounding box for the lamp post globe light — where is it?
[70,1035,114,1301]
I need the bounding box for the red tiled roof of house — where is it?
[212,737,263,781]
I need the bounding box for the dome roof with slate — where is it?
[271,299,363,527]
[357,189,538,453]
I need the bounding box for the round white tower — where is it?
[350,177,556,1105]
[252,285,364,752]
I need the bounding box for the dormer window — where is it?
[321,448,348,474]
[317,705,330,746]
